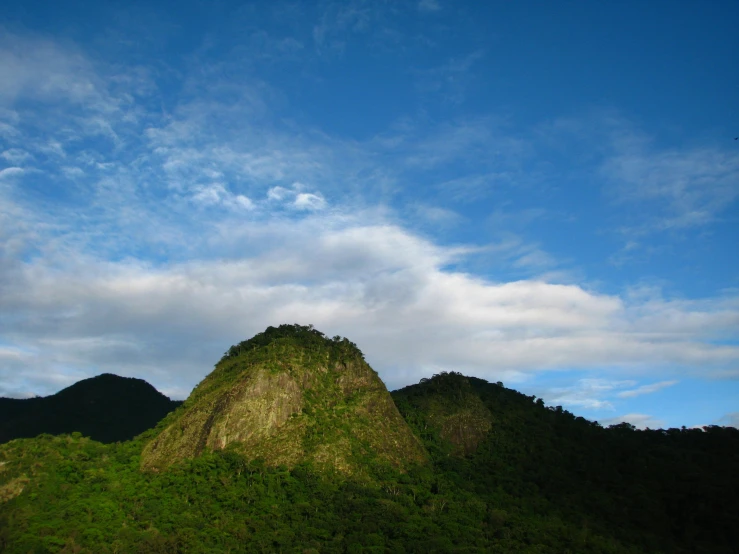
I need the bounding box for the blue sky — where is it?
[1,0,737,430]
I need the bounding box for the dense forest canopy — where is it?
[220,324,364,364]
[1,327,737,553]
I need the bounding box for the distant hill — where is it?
[0,374,181,444]
[141,324,426,473]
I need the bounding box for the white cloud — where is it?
[603,130,739,232]
[0,167,24,180]
[2,210,738,397]
[413,204,462,226]
[617,379,678,398]
[718,412,739,428]
[142,93,348,208]
[293,192,326,210]
[541,377,683,414]
[1,148,31,164]
[403,117,524,170]
[267,186,290,201]
[0,32,130,130]
[191,184,255,210]
[542,379,637,410]
[61,166,86,179]
[538,112,739,254]
[232,195,255,210]
[192,184,224,206]
[511,248,557,270]
[265,185,326,211]
[600,413,666,430]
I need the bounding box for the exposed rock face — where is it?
[142,325,427,473]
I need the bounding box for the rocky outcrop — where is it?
[141,325,427,473]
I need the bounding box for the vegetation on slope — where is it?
[392,371,739,554]
[142,324,426,473]
[1,434,649,553]
[0,328,737,553]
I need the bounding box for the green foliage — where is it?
[392,371,739,554]
[0,438,638,553]
[219,323,364,365]
[1,332,737,553]
[141,323,425,473]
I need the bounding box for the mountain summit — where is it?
[141,324,426,473]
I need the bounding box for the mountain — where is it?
[392,371,739,553]
[0,374,181,444]
[1,329,738,553]
[141,324,426,473]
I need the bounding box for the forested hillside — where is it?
[392,372,739,554]
[0,327,737,553]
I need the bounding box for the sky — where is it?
[1,0,738,430]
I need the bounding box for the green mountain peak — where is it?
[141,324,427,473]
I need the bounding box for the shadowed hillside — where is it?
[392,371,739,554]
[0,374,181,444]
